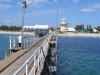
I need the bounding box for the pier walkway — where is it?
[0,32,57,75]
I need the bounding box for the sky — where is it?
[0,0,100,28]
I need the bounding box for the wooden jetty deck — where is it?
[0,35,48,75]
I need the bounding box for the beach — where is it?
[0,31,34,35]
[0,31,100,37]
[58,32,100,37]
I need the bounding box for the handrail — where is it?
[9,36,35,50]
[13,33,53,75]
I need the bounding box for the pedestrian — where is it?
[17,35,22,47]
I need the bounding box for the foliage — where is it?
[0,25,21,31]
[75,24,84,31]
[58,30,64,34]
[49,27,54,31]
[95,26,100,32]
[87,25,93,33]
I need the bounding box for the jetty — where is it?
[0,32,57,75]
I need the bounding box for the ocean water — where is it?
[0,34,34,60]
[57,36,100,75]
[0,34,19,60]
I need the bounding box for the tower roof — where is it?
[60,18,67,26]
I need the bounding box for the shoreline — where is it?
[0,31,100,37]
[58,32,100,37]
[0,31,34,35]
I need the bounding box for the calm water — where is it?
[1,34,100,75]
[57,36,100,75]
[0,34,34,60]
[0,34,19,60]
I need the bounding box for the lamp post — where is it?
[54,0,58,54]
[21,0,27,49]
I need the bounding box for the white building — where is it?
[67,28,76,32]
[93,28,99,33]
[23,26,34,31]
[24,25,49,37]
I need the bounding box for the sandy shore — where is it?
[0,31,34,35]
[58,32,100,37]
[0,31,100,37]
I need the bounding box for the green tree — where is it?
[50,27,54,31]
[95,26,100,32]
[75,24,84,31]
[0,25,22,31]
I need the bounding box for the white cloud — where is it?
[0,0,11,2]
[25,0,57,7]
[28,9,56,16]
[26,0,48,4]
[72,0,80,4]
[0,4,12,9]
[27,8,68,16]
[81,8,95,12]
[81,3,100,12]
[6,20,11,23]
[92,4,100,9]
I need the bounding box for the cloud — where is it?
[81,8,95,12]
[25,0,57,7]
[92,4,100,9]
[27,8,68,16]
[0,4,12,9]
[26,0,49,4]
[81,3,100,12]
[0,0,11,2]
[72,0,80,4]
[6,20,11,23]
[28,9,56,16]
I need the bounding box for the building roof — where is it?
[60,18,67,25]
[34,25,49,29]
[23,26,34,28]
[93,28,98,32]
[23,25,49,29]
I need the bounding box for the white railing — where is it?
[9,36,36,50]
[13,33,52,75]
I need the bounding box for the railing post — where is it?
[38,49,40,71]
[26,61,28,75]
[10,36,12,50]
[26,37,28,48]
[34,54,36,75]
[13,38,16,48]
[29,36,32,47]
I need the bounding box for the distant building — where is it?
[60,18,67,33]
[23,26,34,31]
[67,28,76,32]
[24,25,49,37]
[93,28,99,33]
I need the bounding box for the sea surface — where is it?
[0,34,34,60]
[1,34,100,75]
[0,34,19,60]
[57,36,100,75]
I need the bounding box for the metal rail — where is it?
[13,33,53,75]
[9,36,35,50]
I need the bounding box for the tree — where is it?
[95,26,100,32]
[50,27,54,31]
[0,25,21,31]
[87,25,93,33]
[75,24,84,31]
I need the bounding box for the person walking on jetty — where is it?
[17,35,22,47]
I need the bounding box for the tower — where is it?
[60,18,67,33]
